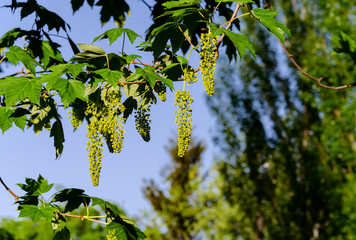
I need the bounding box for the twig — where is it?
[216,3,242,49]
[278,39,356,90]
[178,25,194,48]
[0,177,19,201]
[140,0,152,10]
[59,213,108,225]
[0,56,6,64]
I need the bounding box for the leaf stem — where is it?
[178,25,194,48]
[105,54,110,69]
[219,12,250,29]
[216,3,242,49]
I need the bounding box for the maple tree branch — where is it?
[0,176,19,201]
[216,3,242,50]
[279,39,356,90]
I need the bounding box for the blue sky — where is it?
[0,0,217,219]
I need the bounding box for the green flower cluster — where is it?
[154,82,167,102]
[106,230,117,240]
[68,109,81,129]
[86,104,103,187]
[174,90,193,157]
[183,68,198,85]
[85,90,125,186]
[135,101,151,142]
[200,32,218,96]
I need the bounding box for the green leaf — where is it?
[162,0,200,9]
[0,28,25,49]
[5,46,41,74]
[123,54,141,64]
[18,205,55,222]
[51,78,85,107]
[331,31,356,63]
[90,196,125,216]
[10,108,28,130]
[71,0,85,13]
[177,56,188,64]
[0,77,42,107]
[96,0,130,27]
[149,22,185,59]
[34,179,54,195]
[43,64,85,89]
[94,69,124,87]
[138,66,174,89]
[78,44,106,55]
[251,8,291,43]
[122,84,146,98]
[93,28,140,45]
[50,120,65,158]
[67,35,80,54]
[27,98,58,134]
[52,188,90,212]
[53,227,71,240]
[221,29,256,59]
[40,41,63,67]
[0,107,27,133]
[0,107,15,133]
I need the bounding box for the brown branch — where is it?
[0,177,19,201]
[130,60,156,68]
[279,39,356,90]
[0,56,6,64]
[216,3,242,50]
[178,25,195,48]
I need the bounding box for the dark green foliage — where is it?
[143,139,204,239]
[10,175,146,239]
[206,0,356,239]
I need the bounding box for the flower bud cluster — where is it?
[174,90,193,157]
[68,109,81,129]
[85,90,125,186]
[200,32,218,96]
[135,101,151,142]
[106,230,117,240]
[154,82,167,102]
[85,104,103,187]
[183,68,198,85]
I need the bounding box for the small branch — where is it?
[59,213,108,225]
[130,60,155,68]
[178,25,195,48]
[278,39,356,90]
[0,56,6,64]
[140,0,152,10]
[0,177,19,201]
[216,3,242,49]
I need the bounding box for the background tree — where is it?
[143,139,204,240]
[207,0,356,239]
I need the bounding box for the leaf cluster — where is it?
[15,175,145,240]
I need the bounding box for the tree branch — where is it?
[0,176,19,201]
[216,3,242,50]
[279,39,356,90]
